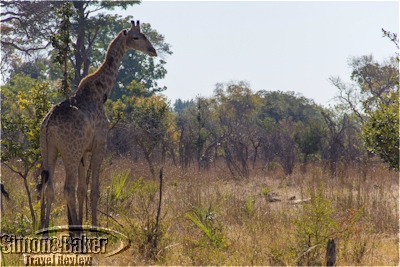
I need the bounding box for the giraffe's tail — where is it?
[36,170,49,193]
[37,112,51,193]
[1,183,9,200]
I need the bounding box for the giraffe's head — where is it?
[124,20,157,57]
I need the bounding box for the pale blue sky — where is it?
[116,1,398,106]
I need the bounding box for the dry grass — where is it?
[1,157,398,266]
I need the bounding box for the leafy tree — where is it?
[50,2,75,98]
[294,120,323,171]
[8,56,49,80]
[213,81,262,178]
[320,108,359,175]
[0,2,60,54]
[362,29,399,171]
[59,3,172,94]
[257,117,277,167]
[173,97,200,168]
[330,29,399,171]
[69,1,139,88]
[2,73,38,98]
[363,92,399,170]
[110,93,174,176]
[1,78,54,227]
[129,95,172,176]
[274,118,297,176]
[174,97,213,168]
[0,1,61,81]
[330,55,398,122]
[257,90,324,172]
[258,90,321,123]
[350,55,398,108]
[2,1,172,100]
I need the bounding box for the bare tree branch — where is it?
[1,40,51,55]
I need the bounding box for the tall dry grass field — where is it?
[1,157,398,266]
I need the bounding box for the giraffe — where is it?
[38,20,157,231]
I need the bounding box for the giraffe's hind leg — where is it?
[77,152,89,225]
[39,171,48,229]
[63,158,80,228]
[40,145,58,232]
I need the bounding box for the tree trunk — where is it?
[301,153,309,173]
[23,176,36,228]
[325,239,336,266]
[72,1,86,89]
[144,150,155,178]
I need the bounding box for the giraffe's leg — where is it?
[77,152,88,226]
[40,188,46,229]
[67,205,73,226]
[63,161,79,227]
[40,186,46,229]
[90,141,106,227]
[43,176,54,231]
[40,145,58,231]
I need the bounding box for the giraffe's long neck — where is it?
[74,31,127,103]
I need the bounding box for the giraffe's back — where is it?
[41,98,96,157]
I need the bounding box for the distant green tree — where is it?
[294,120,323,170]
[173,98,195,113]
[274,118,297,176]
[9,56,49,80]
[175,97,213,169]
[257,90,325,171]
[258,90,320,124]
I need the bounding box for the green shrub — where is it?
[293,184,337,265]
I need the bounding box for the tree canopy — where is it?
[1,1,172,99]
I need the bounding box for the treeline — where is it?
[105,75,396,178]
[102,47,399,177]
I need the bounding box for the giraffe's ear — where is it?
[123,29,127,36]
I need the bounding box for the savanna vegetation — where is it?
[1,2,398,266]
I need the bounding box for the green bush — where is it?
[293,185,337,265]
